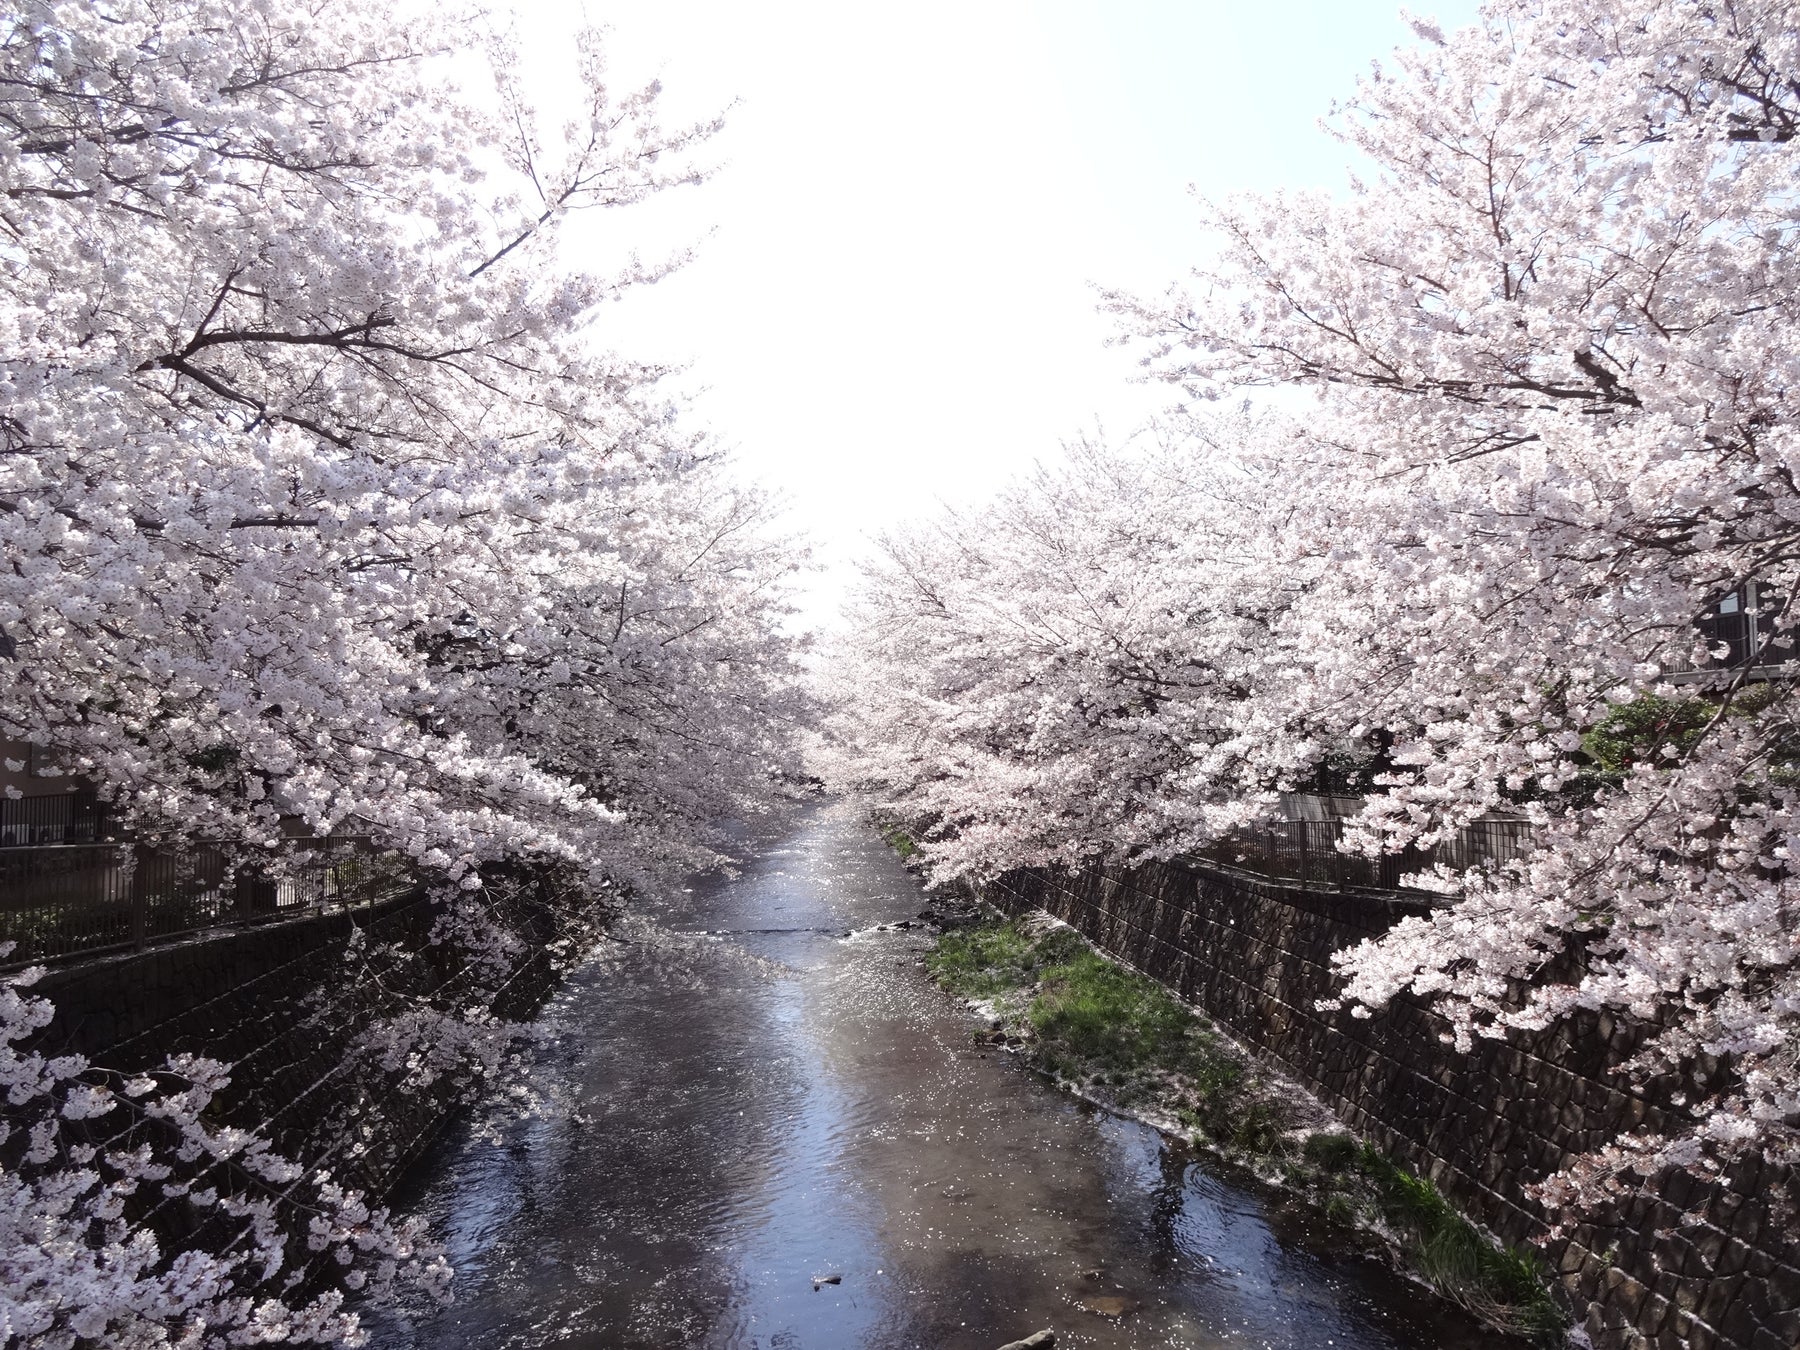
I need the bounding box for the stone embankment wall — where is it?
[30,890,560,1195]
[987,862,1799,1350]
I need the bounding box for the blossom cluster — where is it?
[1,949,451,1347]
[823,0,1800,1208]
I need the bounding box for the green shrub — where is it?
[1228,1099,1293,1155]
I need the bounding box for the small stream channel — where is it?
[370,799,1515,1350]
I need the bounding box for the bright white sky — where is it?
[515,1,1482,627]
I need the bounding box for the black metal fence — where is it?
[0,836,414,967]
[1189,816,1536,893]
[0,791,111,847]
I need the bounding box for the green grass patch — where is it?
[1356,1146,1564,1343]
[879,824,919,860]
[928,916,1281,1146]
[1028,944,1199,1075]
[927,918,1079,999]
[1302,1130,1361,1174]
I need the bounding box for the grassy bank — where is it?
[926,912,1564,1345]
[879,824,919,861]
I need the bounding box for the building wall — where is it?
[0,737,84,800]
[987,861,1800,1350]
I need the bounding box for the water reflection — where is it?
[370,800,1513,1350]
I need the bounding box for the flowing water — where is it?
[371,799,1515,1350]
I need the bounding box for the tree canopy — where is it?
[0,0,805,886]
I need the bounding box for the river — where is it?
[370,798,1514,1350]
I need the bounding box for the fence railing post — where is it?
[128,842,150,950]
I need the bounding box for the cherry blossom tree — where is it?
[1109,0,1800,1191]
[0,0,805,883]
[820,422,1310,876]
[830,0,1800,1206]
[1,0,807,1341]
[0,951,449,1347]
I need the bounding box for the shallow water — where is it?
[370,799,1515,1350]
